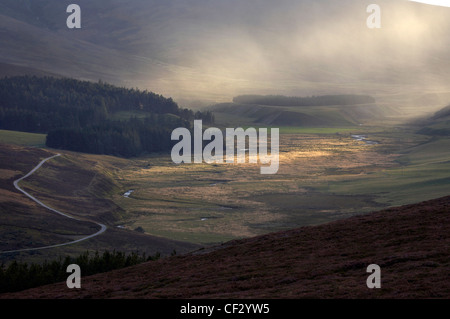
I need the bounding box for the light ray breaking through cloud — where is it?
[409,0,450,7]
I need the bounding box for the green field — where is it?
[109,124,450,245]
[2,122,449,249]
[278,126,358,134]
[326,137,450,206]
[0,130,46,147]
[210,101,397,129]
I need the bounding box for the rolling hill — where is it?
[416,104,450,136]
[1,0,450,106]
[0,142,199,265]
[0,63,62,79]
[1,194,448,299]
[209,95,399,127]
[0,76,212,157]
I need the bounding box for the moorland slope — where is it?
[2,194,448,299]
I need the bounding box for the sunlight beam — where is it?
[409,0,450,7]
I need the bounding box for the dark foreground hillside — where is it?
[1,195,449,299]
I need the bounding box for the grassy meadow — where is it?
[0,130,46,147]
[2,117,448,250]
[109,122,448,245]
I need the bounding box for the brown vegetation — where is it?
[2,195,448,299]
[0,143,199,264]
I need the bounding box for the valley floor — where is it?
[113,126,450,246]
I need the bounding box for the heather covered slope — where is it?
[2,195,449,299]
[0,142,200,264]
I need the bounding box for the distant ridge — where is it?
[416,104,450,136]
[209,96,395,127]
[431,104,450,120]
[1,0,450,102]
[233,94,376,107]
[0,63,62,78]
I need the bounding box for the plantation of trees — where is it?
[0,250,160,294]
[0,76,214,157]
[233,94,375,107]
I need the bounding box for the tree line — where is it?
[233,94,376,107]
[0,76,214,157]
[46,116,181,157]
[0,250,161,294]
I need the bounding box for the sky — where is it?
[409,0,450,7]
[145,0,450,103]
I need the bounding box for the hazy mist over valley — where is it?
[1,0,450,111]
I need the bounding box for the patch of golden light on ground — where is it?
[111,133,403,243]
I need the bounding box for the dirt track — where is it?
[0,154,107,254]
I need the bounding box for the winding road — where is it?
[0,154,107,254]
